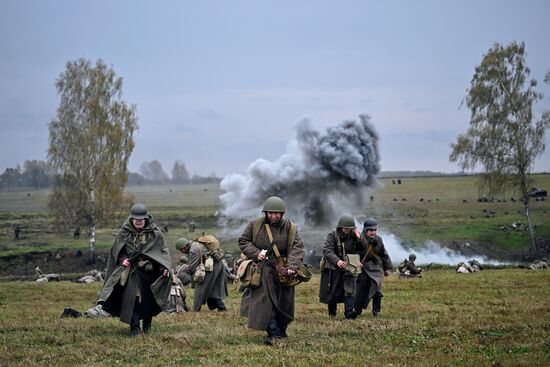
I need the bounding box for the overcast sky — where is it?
[1,0,549,177]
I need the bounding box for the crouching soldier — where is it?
[397,254,423,278]
[177,236,228,312]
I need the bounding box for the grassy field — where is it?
[0,269,548,366]
[0,175,549,275]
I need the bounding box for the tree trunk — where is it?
[523,197,537,253]
[88,188,95,263]
[88,223,96,264]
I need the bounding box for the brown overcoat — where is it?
[319,229,364,304]
[238,217,304,330]
[354,232,392,310]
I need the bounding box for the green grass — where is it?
[1,175,549,263]
[0,269,548,366]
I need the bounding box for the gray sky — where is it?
[1,0,549,177]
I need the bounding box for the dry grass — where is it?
[0,269,548,366]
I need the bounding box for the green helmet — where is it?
[130,203,148,220]
[262,196,285,213]
[363,217,378,230]
[337,214,355,228]
[175,237,189,250]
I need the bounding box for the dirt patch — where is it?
[0,248,109,280]
[441,237,550,262]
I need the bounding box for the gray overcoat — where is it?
[354,232,392,310]
[238,217,304,330]
[188,242,228,311]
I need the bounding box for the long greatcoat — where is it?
[319,229,364,304]
[238,217,304,330]
[98,216,172,324]
[354,232,392,310]
[188,241,228,311]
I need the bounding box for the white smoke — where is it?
[219,114,380,227]
[380,230,507,265]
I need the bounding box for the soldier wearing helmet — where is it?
[97,203,172,337]
[319,214,364,319]
[354,216,392,317]
[238,196,305,345]
[397,253,423,278]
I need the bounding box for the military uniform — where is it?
[354,220,392,317]
[98,204,172,336]
[188,240,228,311]
[238,196,304,344]
[319,227,364,318]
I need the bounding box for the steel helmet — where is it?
[337,214,355,228]
[409,253,416,261]
[175,237,190,250]
[130,203,148,220]
[363,217,378,230]
[262,196,285,213]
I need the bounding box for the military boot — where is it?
[130,312,140,337]
[372,293,382,317]
[265,318,282,345]
[327,304,337,317]
[142,318,152,334]
[344,296,358,319]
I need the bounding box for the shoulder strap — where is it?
[265,224,286,267]
[287,222,297,249]
[252,217,264,243]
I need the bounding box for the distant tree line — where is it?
[0,160,53,190]
[0,159,219,190]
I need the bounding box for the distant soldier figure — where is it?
[397,254,423,278]
[162,222,169,233]
[189,221,196,233]
[529,259,548,270]
[177,236,228,312]
[35,266,60,283]
[73,227,81,239]
[456,259,483,273]
[319,214,364,319]
[97,203,172,337]
[354,217,392,317]
[238,196,305,345]
[14,225,20,240]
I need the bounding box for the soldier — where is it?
[97,203,172,337]
[13,225,20,240]
[73,227,81,239]
[319,214,364,319]
[189,221,196,233]
[238,196,305,345]
[354,217,392,317]
[398,254,423,278]
[177,236,228,312]
[175,238,193,286]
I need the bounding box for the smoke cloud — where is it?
[220,114,380,227]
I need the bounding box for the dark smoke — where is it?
[220,114,380,227]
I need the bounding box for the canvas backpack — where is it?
[197,234,224,261]
[398,259,407,272]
